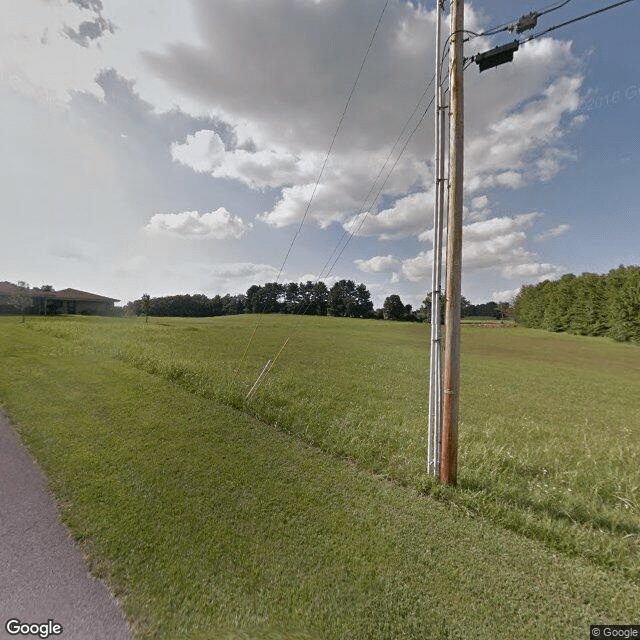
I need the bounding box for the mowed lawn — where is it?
[0,315,638,639]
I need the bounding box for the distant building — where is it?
[0,281,120,316]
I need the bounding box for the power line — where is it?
[465,0,574,40]
[319,74,436,282]
[325,94,436,280]
[245,88,438,400]
[470,0,636,69]
[245,73,443,399]
[537,0,574,17]
[233,0,390,380]
[523,0,636,42]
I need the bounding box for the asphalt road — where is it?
[0,411,132,640]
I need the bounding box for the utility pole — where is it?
[428,0,446,477]
[441,0,463,485]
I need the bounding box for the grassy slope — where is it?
[0,316,638,638]
[61,313,639,580]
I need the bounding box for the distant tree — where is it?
[542,274,575,332]
[284,282,301,314]
[327,280,351,317]
[9,282,33,323]
[608,266,640,342]
[210,294,224,316]
[383,294,406,320]
[141,293,151,323]
[419,292,446,324]
[355,283,374,318]
[327,280,372,318]
[221,293,243,315]
[460,296,472,318]
[245,285,262,313]
[310,281,329,315]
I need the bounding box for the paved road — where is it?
[0,411,132,640]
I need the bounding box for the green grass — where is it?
[0,314,639,638]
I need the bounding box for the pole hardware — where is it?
[510,11,539,33]
[475,40,519,72]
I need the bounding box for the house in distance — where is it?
[0,281,120,316]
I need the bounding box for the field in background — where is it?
[0,314,639,637]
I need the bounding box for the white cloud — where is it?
[354,254,399,273]
[0,0,109,104]
[400,211,563,284]
[491,288,521,303]
[207,262,278,280]
[463,213,541,242]
[139,1,585,245]
[171,129,226,173]
[502,263,564,281]
[344,190,432,240]
[535,224,570,242]
[1,0,593,307]
[466,72,584,194]
[145,208,252,239]
[171,128,322,189]
[471,195,488,210]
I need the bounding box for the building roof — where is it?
[0,281,27,295]
[0,282,119,303]
[53,288,120,303]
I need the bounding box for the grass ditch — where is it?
[1,315,639,638]
[68,314,639,583]
[7,315,640,580]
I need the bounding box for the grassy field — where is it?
[0,314,638,638]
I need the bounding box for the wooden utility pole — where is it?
[441,0,464,485]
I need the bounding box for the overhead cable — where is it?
[234,0,390,380]
[522,0,636,43]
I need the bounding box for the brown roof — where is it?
[0,281,28,295]
[0,282,119,303]
[53,288,119,303]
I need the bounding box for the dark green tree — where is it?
[141,293,151,323]
[608,266,640,342]
[383,294,406,320]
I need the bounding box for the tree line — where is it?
[125,279,513,322]
[514,265,640,342]
[125,280,375,319]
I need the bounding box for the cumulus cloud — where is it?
[0,0,109,102]
[491,288,520,303]
[466,72,584,194]
[171,128,322,190]
[400,211,563,284]
[68,0,104,11]
[63,16,115,48]
[535,224,570,241]
[354,254,400,273]
[344,190,432,240]
[145,0,584,246]
[171,130,226,173]
[502,263,564,280]
[145,208,252,239]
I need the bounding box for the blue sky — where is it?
[1,0,638,308]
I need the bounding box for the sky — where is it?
[1,0,639,309]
